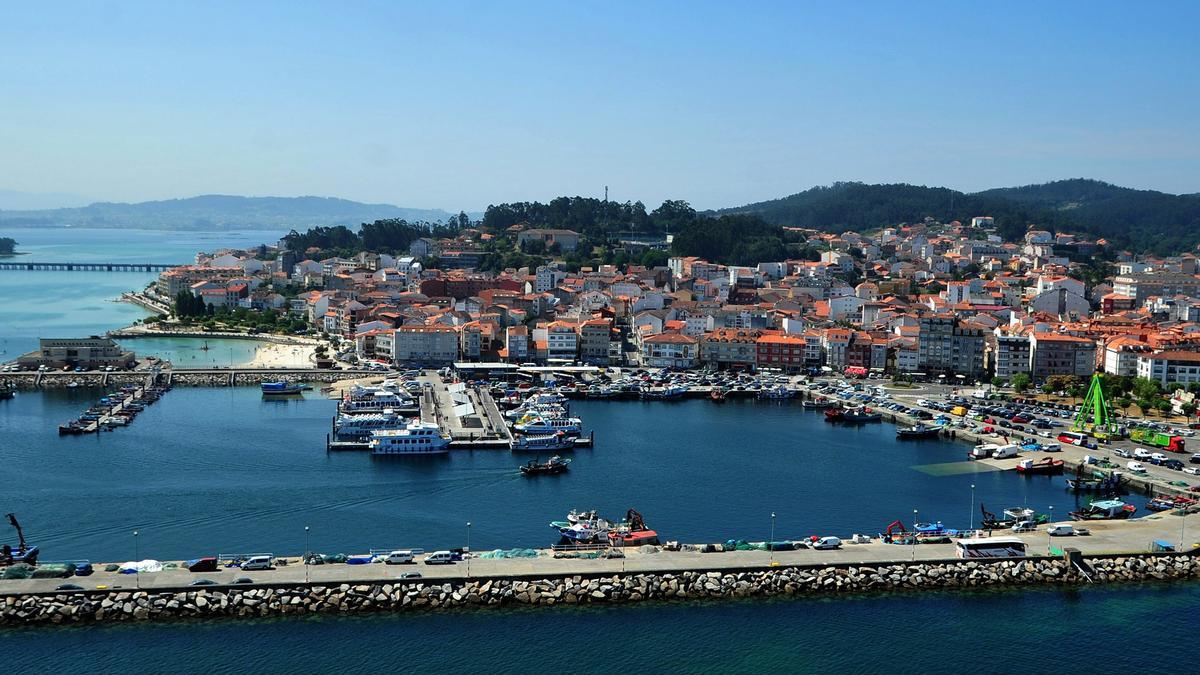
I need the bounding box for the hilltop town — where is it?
[138,215,1200,405]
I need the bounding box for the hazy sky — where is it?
[2,1,1198,211]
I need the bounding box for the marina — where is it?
[55,383,170,435]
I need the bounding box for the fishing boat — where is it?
[801,397,835,409]
[552,514,612,542]
[1067,471,1124,493]
[823,407,844,421]
[607,508,658,547]
[841,407,882,423]
[520,455,571,476]
[710,388,727,403]
[1069,499,1137,521]
[1145,497,1178,512]
[1,514,39,566]
[261,381,303,396]
[897,424,941,439]
[367,422,450,455]
[511,431,576,452]
[1015,458,1065,475]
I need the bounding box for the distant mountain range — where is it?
[0,195,459,231]
[714,179,1200,255]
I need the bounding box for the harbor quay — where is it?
[2,545,1197,626]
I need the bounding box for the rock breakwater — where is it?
[3,554,1196,626]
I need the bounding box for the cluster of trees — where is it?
[0,237,15,255]
[281,219,459,258]
[172,290,306,333]
[173,290,211,318]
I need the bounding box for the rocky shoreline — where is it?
[4,554,1196,626]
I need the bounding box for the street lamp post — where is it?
[970,484,976,531]
[133,530,140,589]
[1048,506,1054,554]
[466,521,471,578]
[911,509,918,561]
[304,526,311,583]
[769,512,776,565]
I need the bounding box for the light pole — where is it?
[133,530,140,589]
[466,521,472,578]
[970,484,976,531]
[769,512,777,565]
[304,526,311,583]
[1047,506,1054,554]
[911,509,918,561]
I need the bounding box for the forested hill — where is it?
[0,195,455,231]
[714,180,1200,255]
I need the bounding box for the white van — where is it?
[384,550,414,565]
[241,555,273,571]
[1046,524,1076,537]
[423,551,454,565]
[1127,461,1147,472]
[811,536,841,550]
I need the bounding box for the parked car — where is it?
[1163,459,1184,471]
[384,550,415,565]
[1114,449,1132,458]
[240,555,273,571]
[1046,524,1076,537]
[423,551,455,565]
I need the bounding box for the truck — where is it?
[1130,428,1186,453]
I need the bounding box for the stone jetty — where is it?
[3,553,1196,626]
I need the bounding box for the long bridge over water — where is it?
[0,261,182,272]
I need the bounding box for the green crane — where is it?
[1071,372,1121,439]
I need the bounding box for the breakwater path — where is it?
[2,552,1196,626]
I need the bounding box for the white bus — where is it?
[955,537,1028,559]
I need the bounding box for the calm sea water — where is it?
[4,227,1195,668]
[0,227,288,363]
[2,583,1196,673]
[3,392,1111,561]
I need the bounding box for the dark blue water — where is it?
[3,389,1103,562]
[3,582,1196,673]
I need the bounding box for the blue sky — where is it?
[1,1,1197,211]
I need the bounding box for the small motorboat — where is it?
[841,407,882,423]
[262,381,303,396]
[823,407,845,421]
[710,389,727,403]
[897,424,941,439]
[802,397,835,409]
[520,455,571,476]
[1015,458,1065,475]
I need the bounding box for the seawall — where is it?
[4,553,1196,626]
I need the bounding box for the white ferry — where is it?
[511,431,577,452]
[340,388,415,414]
[513,416,583,435]
[506,403,568,420]
[368,422,450,455]
[335,411,407,438]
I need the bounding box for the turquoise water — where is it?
[3,583,1197,672]
[0,227,288,362]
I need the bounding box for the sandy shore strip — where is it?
[245,342,317,368]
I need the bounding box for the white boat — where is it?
[511,431,576,452]
[335,411,407,437]
[523,392,568,406]
[368,422,450,455]
[513,416,583,435]
[504,403,567,420]
[340,387,415,413]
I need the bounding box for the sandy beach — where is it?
[246,342,316,368]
